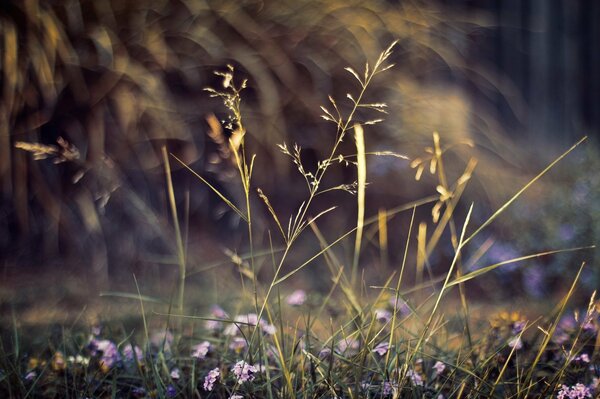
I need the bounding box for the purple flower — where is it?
[573,353,590,363]
[231,360,258,383]
[406,369,423,386]
[286,290,307,306]
[25,371,37,381]
[206,305,228,331]
[122,344,143,364]
[166,385,177,398]
[203,367,220,391]
[229,395,244,399]
[229,337,247,352]
[508,337,523,350]
[372,342,391,356]
[374,309,392,323]
[191,341,211,360]
[388,297,410,315]
[318,347,332,359]
[557,383,592,399]
[432,360,446,375]
[170,368,181,379]
[512,320,527,335]
[336,338,359,355]
[89,339,120,369]
[91,325,102,337]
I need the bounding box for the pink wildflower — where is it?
[191,341,211,359]
[372,342,391,356]
[374,309,392,323]
[123,344,143,363]
[231,360,258,383]
[203,367,220,391]
[406,369,423,386]
[557,383,592,399]
[286,290,307,306]
[229,337,247,352]
[206,305,228,331]
[433,360,446,375]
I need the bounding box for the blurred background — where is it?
[0,0,598,314]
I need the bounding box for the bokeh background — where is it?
[1,0,599,316]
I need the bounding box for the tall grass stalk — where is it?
[161,146,187,327]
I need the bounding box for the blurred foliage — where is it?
[0,0,596,296]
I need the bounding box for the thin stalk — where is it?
[162,146,186,326]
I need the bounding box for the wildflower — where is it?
[557,383,592,399]
[25,371,37,381]
[206,305,228,331]
[166,385,177,398]
[389,297,410,315]
[512,320,527,335]
[508,336,523,350]
[231,360,258,383]
[574,353,590,363]
[230,395,244,399]
[89,339,120,370]
[286,289,307,306]
[372,341,391,356]
[191,341,211,359]
[132,387,146,398]
[406,369,424,386]
[432,360,446,375]
[262,323,277,335]
[91,325,102,336]
[123,344,143,364]
[374,308,392,323]
[170,368,180,379]
[318,347,332,359]
[203,367,220,391]
[253,363,266,373]
[336,338,360,355]
[229,337,247,352]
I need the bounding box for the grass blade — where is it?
[351,123,366,284]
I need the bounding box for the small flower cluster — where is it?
[231,360,258,384]
[286,289,307,306]
[203,367,220,391]
[557,383,592,399]
[191,341,211,359]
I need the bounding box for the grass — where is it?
[3,42,599,399]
